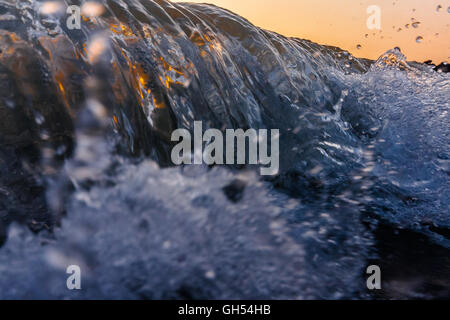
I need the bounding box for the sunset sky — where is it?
[172,0,450,63]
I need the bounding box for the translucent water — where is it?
[0,0,448,299]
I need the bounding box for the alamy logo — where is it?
[171,121,279,176]
[366,265,381,290]
[366,5,381,30]
[66,265,81,290]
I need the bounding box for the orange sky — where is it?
[172,0,450,63]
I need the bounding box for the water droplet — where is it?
[87,36,109,64]
[437,5,442,12]
[356,44,361,50]
[87,99,107,120]
[5,99,15,109]
[448,6,450,13]
[405,24,409,29]
[56,145,67,156]
[416,36,423,43]
[412,21,420,28]
[40,1,64,15]
[40,130,50,140]
[365,34,368,38]
[82,2,105,17]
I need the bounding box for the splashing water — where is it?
[0,0,448,299]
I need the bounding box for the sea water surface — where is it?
[0,0,448,299]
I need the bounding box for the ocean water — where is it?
[0,0,448,299]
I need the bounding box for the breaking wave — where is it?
[0,0,448,299]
